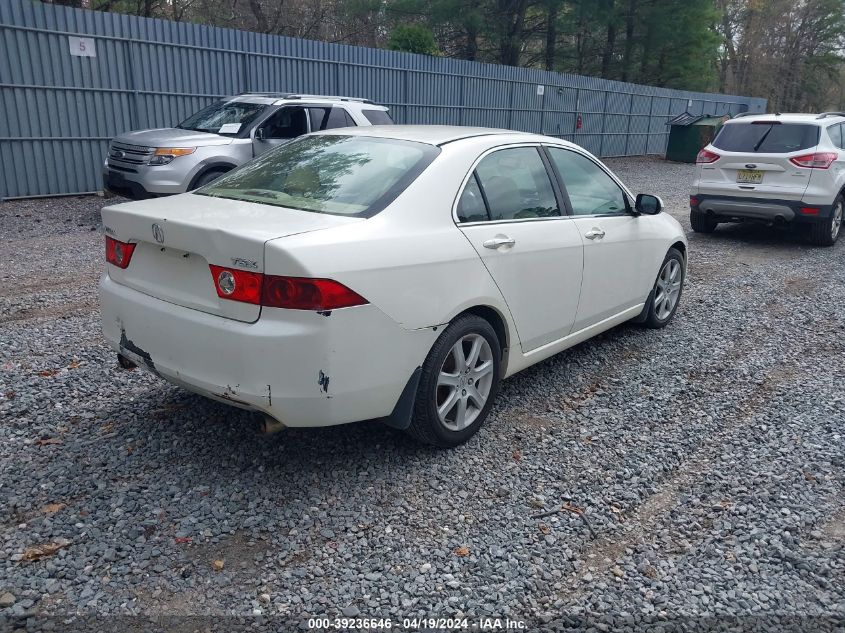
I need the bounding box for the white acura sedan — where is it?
[100,126,687,447]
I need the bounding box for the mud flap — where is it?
[380,367,422,430]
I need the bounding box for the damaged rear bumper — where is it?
[99,273,437,427]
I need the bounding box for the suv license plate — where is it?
[737,169,763,184]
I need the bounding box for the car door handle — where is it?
[483,236,516,249]
[584,228,606,240]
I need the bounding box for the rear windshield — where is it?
[177,101,268,136]
[197,135,439,217]
[712,122,819,153]
[362,109,394,125]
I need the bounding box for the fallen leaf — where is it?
[41,503,67,515]
[38,369,60,377]
[3,390,15,400]
[125,445,134,455]
[174,537,192,544]
[609,504,623,514]
[21,539,70,561]
[539,523,551,535]
[512,450,522,461]
[804,472,817,482]
[35,438,62,446]
[453,546,470,557]
[212,559,225,571]
[67,360,82,370]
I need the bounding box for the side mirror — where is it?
[254,127,265,141]
[635,193,663,215]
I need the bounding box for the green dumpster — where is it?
[665,113,730,163]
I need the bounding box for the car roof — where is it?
[312,125,564,147]
[229,93,386,109]
[729,113,845,125]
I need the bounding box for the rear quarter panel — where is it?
[262,139,516,333]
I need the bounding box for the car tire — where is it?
[808,194,843,246]
[690,211,718,233]
[405,314,501,448]
[191,168,229,190]
[637,248,685,329]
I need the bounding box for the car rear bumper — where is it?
[691,195,833,224]
[99,273,437,427]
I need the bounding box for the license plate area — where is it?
[736,169,763,184]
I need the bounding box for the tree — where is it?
[388,23,441,54]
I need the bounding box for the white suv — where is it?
[690,112,845,245]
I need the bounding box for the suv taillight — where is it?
[696,149,720,164]
[789,152,838,169]
[105,236,136,269]
[209,265,368,311]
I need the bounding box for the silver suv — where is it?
[103,93,393,200]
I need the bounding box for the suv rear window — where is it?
[197,135,439,217]
[712,122,819,153]
[362,109,394,125]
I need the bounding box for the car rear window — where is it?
[712,122,819,153]
[197,135,439,217]
[362,109,394,125]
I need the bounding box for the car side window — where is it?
[828,124,842,148]
[308,107,356,131]
[547,147,629,216]
[473,147,560,221]
[259,107,308,139]
[456,174,489,223]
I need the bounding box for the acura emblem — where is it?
[152,223,165,244]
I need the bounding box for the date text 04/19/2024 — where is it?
[306,617,527,630]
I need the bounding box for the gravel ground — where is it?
[1,157,844,632]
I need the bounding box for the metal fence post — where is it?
[459,74,465,126]
[507,81,514,129]
[598,90,608,157]
[122,40,139,130]
[624,93,633,156]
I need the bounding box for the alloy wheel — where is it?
[436,334,494,431]
[831,201,842,240]
[654,259,682,321]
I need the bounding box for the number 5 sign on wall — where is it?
[68,36,96,58]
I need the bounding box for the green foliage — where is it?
[387,24,441,55]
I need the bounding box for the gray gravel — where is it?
[1,159,844,632]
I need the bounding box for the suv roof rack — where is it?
[816,112,845,119]
[235,92,375,104]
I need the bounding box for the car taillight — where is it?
[209,266,368,311]
[790,152,837,169]
[690,195,699,207]
[262,276,368,310]
[800,207,820,215]
[209,265,263,304]
[696,149,720,164]
[105,236,136,269]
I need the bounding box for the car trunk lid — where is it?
[697,150,816,200]
[101,193,361,323]
[698,121,820,200]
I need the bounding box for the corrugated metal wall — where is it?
[0,0,767,199]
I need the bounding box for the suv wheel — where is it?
[690,210,718,233]
[191,168,229,190]
[808,194,843,246]
[405,315,501,448]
